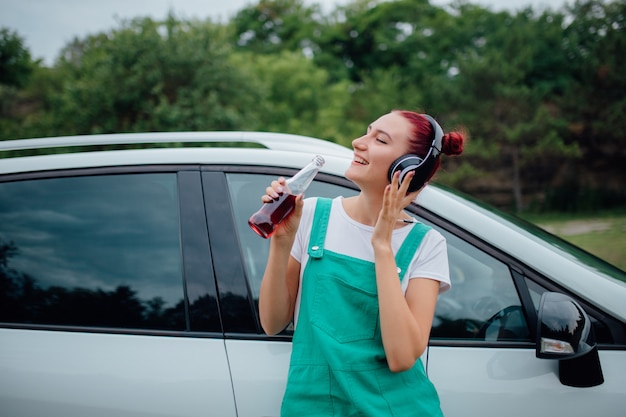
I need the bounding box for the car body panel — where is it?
[224,340,430,417]
[0,329,236,417]
[428,346,626,417]
[225,339,291,417]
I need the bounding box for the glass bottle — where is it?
[248,155,325,238]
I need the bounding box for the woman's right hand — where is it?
[261,177,304,239]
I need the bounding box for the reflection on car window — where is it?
[524,278,546,311]
[428,227,530,341]
[524,277,612,344]
[226,173,357,302]
[0,174,185,331]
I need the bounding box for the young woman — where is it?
[259,110,465,416]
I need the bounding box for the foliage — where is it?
[0,28,36,139]
[0,28,34,88]
[0,0,625,214]
[560,0,626,157]
[228,50,351,143]
[525,211,626,272]
[231,0,325,55]
[47,15,264,135]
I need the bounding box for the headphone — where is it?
[387,114,443,193]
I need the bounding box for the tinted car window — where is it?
[0,174,185,330]
[430,228,530,341]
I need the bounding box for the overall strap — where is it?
[308,197,332,259]
[395,222,431,279]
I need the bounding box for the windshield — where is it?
[423,185,626,285]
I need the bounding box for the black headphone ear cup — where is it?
[388,154,424,192]
[387,114,443,193]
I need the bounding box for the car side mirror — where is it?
[536,292,604,387]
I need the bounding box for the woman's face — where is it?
[345,112,413,191]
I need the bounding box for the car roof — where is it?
[0,130,353,158]
[2,131,625,321]
[0,131,354,176]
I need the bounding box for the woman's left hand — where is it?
[371,171,420,249]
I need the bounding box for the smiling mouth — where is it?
[354,156,369,165]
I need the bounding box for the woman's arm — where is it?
[371,171,440,372]
[259,248,301,335]
[375,257,440,372]
[258,180,303,335]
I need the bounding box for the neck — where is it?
[344,192,383,227]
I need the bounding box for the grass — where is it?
[521,211,626,273]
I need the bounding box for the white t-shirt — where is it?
[290,196,451,326]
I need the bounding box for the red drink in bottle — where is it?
[248,155,325,239]
[248,193,298,238]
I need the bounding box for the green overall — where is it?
[281,198,443,417]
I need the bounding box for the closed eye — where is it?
[367,125,390,144]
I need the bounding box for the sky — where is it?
[1,0,568,66]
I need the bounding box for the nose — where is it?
[352,134,367,150]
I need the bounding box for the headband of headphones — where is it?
[421,114,443,159]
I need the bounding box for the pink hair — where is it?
[393,110,465,182]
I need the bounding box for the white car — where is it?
[1,132,624,417]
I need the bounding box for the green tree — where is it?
[231,0,324,55]
[0,28,34,88]
[342,68,426,134]
[0,28,44,140]
[447,7,581,211]
[314,0,447,82]
[48,15,262,135]
[229,50,353,144]
[561,0,626,165]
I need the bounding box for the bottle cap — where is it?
[313,155,325,167]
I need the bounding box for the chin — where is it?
[344,169,366,190]
[344,167,359,182]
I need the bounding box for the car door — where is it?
[203,168,360,417]
[209,166,625,417]
[0,169,237,417]
[420,217,626,417]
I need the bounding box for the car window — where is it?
[0,174,185,331]
[226,173,357,301]
[226,173,530,342]
[429,227,530,341]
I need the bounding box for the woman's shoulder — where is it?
[420,225,447,249]
[303,195,345,208]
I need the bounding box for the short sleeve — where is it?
[405,229,451,294]
[290,197,317,264]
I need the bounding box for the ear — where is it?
[388,154,435,193]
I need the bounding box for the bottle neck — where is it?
[285,156,324,195]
